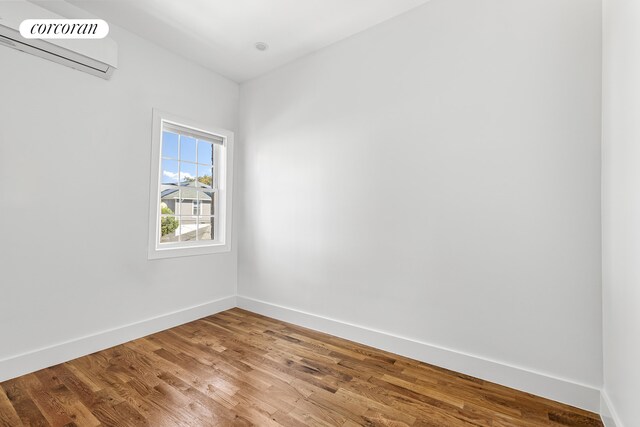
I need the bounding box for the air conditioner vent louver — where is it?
[0,36,15,46]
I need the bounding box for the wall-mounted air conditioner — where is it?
[0,1,117,79]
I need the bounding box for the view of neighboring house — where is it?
[160,180,214,243]
[161,180,213,216]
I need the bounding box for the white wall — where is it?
[602,0,640,425]
[238,0,602,407]
[0,25,238,378]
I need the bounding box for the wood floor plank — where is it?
[0,385,23,427]
[0,308,604,426]
[32,369,101,427]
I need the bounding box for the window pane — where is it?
[178,188,194,216]
[180,162,197,184]
[161,160,179,185]
[197,216,214,241]
[178,216,197,242]
[180,136,197,163]
[160,216,179,243]
[199,191,214,216]
[197,165,213,188]
[161,132,179,159]
[197,140,214,165]
[160,186,179,215]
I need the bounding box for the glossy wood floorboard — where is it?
[0,308,603,427]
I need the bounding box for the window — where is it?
[192,200,202,215]
[148,110,233,259]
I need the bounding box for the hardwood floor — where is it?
[0,308,603,426]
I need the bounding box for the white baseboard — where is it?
[600,391,623,427]
[0,293,604,417]
[237,295,601,413]
[0,295,237,383]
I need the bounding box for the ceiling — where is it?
[39,0,430,82]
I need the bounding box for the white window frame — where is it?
[148,109,233,259]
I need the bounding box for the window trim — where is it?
[148,109,234,259]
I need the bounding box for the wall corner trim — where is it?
[236,295,601,413]
[600,391,623,427]
[0,295,237,383]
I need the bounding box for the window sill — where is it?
[148,242,231,260]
